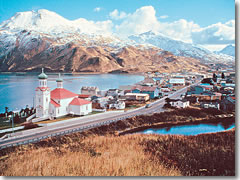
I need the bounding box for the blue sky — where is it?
[0,0,234,26]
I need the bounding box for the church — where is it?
[35,69,92,119]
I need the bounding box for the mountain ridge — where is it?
[0,9,234,73]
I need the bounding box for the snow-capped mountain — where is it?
[0,9,234,73]
[129,31,234,63]
[1,9,113,36]
[215,45,235,57]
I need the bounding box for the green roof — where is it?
[38,68,48,79]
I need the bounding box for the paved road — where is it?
[0,81,198,149]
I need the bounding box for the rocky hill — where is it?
[0,30,207,73]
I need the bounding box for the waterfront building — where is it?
[81,86,100,96]
[35,70,92,119]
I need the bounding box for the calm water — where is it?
[0,73,144,113]
[140,122,235,136]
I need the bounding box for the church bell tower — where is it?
[35,68,50,118]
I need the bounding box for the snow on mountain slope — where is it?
[0,9,234,69]
[215,45,235,57]
[129,31,234,63]
[1,9,113,36]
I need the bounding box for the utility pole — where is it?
[11,114,14,134]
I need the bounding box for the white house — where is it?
[169,99,190,108]
[169,78,185,86]
[35,69,92,119]
[108,100,125,110]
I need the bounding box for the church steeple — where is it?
[56,73,63,88]
[35,68,50,118]
[38,68,48,87]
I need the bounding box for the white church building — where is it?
[35,69,92,119]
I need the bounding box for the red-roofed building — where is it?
[69,98,92,115]
[50,98,60,107]
[51,88,78,100]
[78,94,91,99]
[35,71,92,119]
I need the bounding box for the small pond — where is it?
[140,122,235,136]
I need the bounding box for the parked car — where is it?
[145,104,152,108]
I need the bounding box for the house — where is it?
[107,89,119,97]
[131,85,159,99]
[200,101,220,110]
[108,100,125,110]
[184,96,199,104]
[92,96,109,109]
[192,92,222,101]
[81,86,99,96]
[187,85,205,95]
[119,85,133,94]
[69,98,92,116]
[35,70,92,119]
[169,78,185,86]
[124,93,150,101]
[169,99,190,108]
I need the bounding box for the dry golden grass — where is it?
[0,108,234,176]
[0,134,182,176]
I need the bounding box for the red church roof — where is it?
[51,88,78,100]
[78,94,91,98]
[50,98,60,107]
[69,98,91,106]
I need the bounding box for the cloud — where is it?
[159,15,168,19]
[74,18,113,35]
[115,6,160,37]
[94,7,102,12]
[191,20,235,44]
[109,9,128,20]
[114,6,198,43]
[112,6,234,45]
[158,19,200,43]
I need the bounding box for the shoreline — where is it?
[0,71,145,76]
[118,115,235,136]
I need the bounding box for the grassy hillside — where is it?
[0,130,235,176]
[0,108,235,176]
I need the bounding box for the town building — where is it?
[35,70,92,119]
[131,85,159,99]
[124,93,150,101]
[169,78,185,86]
[81,86,100,96]
[169,99,190,108]
[200,101,220,110]
[108,100,125,110]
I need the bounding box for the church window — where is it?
[58,109,60,114]
[46,97,48,102]
[39,98,41,103]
